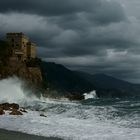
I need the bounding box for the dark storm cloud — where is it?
[0,0,99,15]
[0,0,140,83]
[0,0,126,23]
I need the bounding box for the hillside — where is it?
[40,62,94,99]
[39,61,140,98]
[75,71,140,98]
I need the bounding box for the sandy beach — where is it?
[0,129,63,140]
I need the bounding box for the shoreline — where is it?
[0,128,63,140]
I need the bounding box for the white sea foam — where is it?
[83,90,97,100]
[0,77,140,140]
[0,105,140,140]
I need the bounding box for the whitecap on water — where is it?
[83,90,97,100]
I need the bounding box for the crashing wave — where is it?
[83,90,97,100]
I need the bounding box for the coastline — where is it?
[0,129,63,140]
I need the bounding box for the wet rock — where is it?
[0,108,5,115]
[0,103,10,110]
[40,113,47,117]
[9,109,23,115]
[10,103,19,110]
[0,103,28,116]
[0,103,20,110]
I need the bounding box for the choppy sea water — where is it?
[0,77,140,140]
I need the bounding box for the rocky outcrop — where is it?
[3,57,42,86]
[0,103,19,110]
[0,103,27,115]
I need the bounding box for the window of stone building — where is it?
[12,38,14,42]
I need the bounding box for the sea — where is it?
[0,77,140,140]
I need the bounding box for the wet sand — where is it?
[0,129,63,140]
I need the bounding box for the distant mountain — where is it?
[40,61,140,98]
[75,71,140,98]
[40,62,94,99]
[38,61,140,98]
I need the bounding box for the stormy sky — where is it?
[0,0,140,83]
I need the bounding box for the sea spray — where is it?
[0,77,38,105]
[83,90,97,100]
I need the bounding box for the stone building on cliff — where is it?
[3,33,43,88]
[6,33,36,61]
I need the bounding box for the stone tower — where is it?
[6,32,36,61]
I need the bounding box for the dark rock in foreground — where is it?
[40,113,47,117]
[0,103,19,110]
[0,103,27,115]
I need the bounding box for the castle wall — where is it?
[6,33,36,60]
[6,33,28,50]
[22,37,29,60]
[26,42,36,59]
[31,45,36,58]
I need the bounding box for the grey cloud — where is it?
[0,0,99,16]
[0,0,126,24]
[0,0,140,83]
[94,0,126,24]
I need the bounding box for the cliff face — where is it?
[0,57,42,85]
